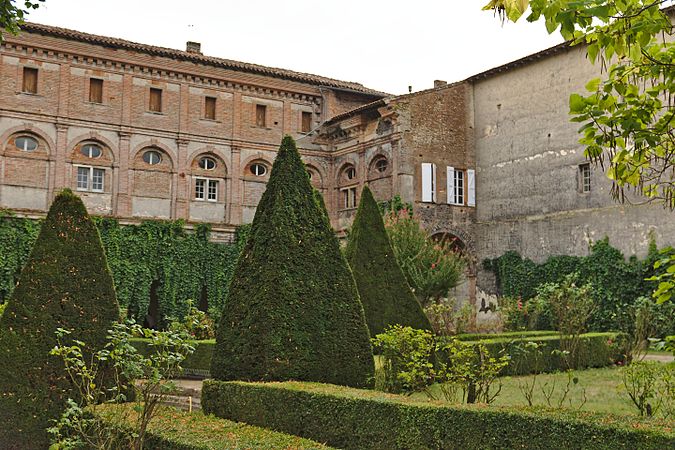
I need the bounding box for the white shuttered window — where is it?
[467,169,476,207]
[421,163,436,202]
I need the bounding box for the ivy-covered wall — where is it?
[483,238,669,332]
[0,212,241,326]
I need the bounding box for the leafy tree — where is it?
[484,0,675,302]
[0,0,44,41]
[385,210,466,306]
[0,189,120,449]
[345,186,431,336]
[211,136,374,388]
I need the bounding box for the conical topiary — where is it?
[345,186,432,336]
[211,136,374,388]
[0,189,120,449]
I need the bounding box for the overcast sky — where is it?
[26,1,564,95]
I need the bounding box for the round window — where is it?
[199,157,217,170]
[81,144,102,158]
[346,167,356,180]
[250,163,267,176]
[143,150,162,165]
[14,135,38,152]
[375,158,388,173]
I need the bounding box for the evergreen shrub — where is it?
[211,136,374,388]
[0,189,120,449]
[345,186,431,336]
[202,380,674,450]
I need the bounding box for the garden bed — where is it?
[202,380,674,450]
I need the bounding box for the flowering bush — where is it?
[169,300,215,340]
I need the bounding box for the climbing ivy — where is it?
[483,238,672,333]
[0,213,239,326]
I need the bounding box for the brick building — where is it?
[2,23,674,308]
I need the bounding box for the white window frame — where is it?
[421,162,436,203]
[579,163,591,193]
[75,165,105,193]
[340,186,357,210]
[194,177,218,202]
[447,166,465,205]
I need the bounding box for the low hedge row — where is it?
[202,380,675,450]
[95,404,332,449]
[132,332,619,378]
[440,332,621,376]
[454,330,559,341]
[130,338,214,378]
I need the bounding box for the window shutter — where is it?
[22,67,38,94]
[89,78,103,103]
[256,104,267,127]
[205,96,216,120]
[447,166,455,204]
[422,163,436,202]
[467,169,476,207]
[149,88,162,112]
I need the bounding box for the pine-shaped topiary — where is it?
[0,189,120,449]
[345,186,432,336]
[211,136,374,388]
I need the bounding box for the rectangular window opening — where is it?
[301,111,312,133]
[340,187,357,209]
[22,67,38,94]
[256,104,267,127]
[76,166,104,192]
[454,169,464,205]
[89,78,103,103]
[579,163,591,193]
[207,179,218,202]
[149,88,162,112]
[76,167,89,191]
[195,178,206,200]
[205,96,216,120]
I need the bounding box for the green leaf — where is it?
[569,94,586,113]
[585,78,601,92]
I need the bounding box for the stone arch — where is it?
[189,145,230,174]
[428,225,476,273]
[130,140,177,171]
[241,153,272,179]
[67,131,118,164]
[337,161,358,186]
[304,163,324,189]
[0,124,55,157]
[367,153,391,179]
[190,150,228,178]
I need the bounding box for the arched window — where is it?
[199,156,217,170]
[143,150,162,165]
[250,163,267,176]
[80,143,102,158]
[14,135,38,152]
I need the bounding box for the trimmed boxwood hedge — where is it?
[345,186,431,336]
[95,404,333,449]
[212,136,373,388]
[0,189,120,449]
[133,332,619,378]
[452,332,621,375]
[454,330,559,341]
[202,380,674,450]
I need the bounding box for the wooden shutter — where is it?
[22,67,38,94]
[205,96,216,120]
[256,104,267,127]
[149,88,162,112]
[302,111,312,132]
[422,163,436,202]
[467,169,476,207]
[89,78,103,103]
[447,166,455,204]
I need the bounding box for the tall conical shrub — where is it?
[211,136,374,388]
[0,189,120,449]
[345,186,432,336]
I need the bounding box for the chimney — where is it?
[434,80,447,88]
[186,41,202,54]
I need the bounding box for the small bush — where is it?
[169,300,215,340]
[202,380,675,450]
[424,299,472,336]
[621,361,674,418]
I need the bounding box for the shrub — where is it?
[385,210,465,305]
[0,302,5,319]
[202,380,675,450]
[131,338,214,378]
[345,186,431,336]
[169,299,215,340]
[95,404,333,449]
[424,299,472,336]
[0,189,120,449]
[211,136,374,388]
[621,361,675,418]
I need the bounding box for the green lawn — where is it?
[411,365,673,417]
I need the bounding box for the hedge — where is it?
[131,338,214,378]
[454,330,559,341]
[345,185,431,336]
[212,136,374,388]
[0,189,120,449]
[95,404,333,449]
[132,332,619,378]
[450,332,621,376]
[202,380,674,450]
